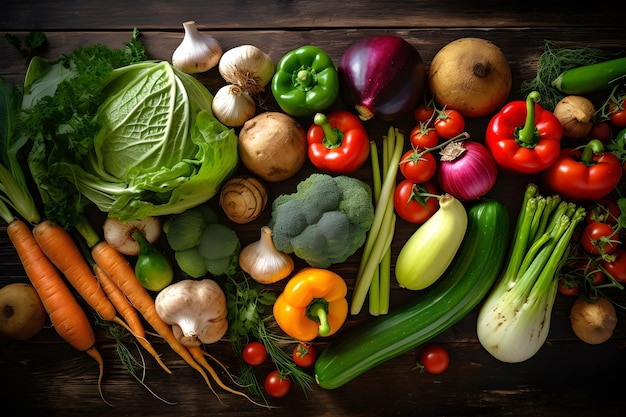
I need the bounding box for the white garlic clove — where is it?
[172,20,222,74]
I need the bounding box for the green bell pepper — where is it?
[271,45,339,117]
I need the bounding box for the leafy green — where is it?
[19,30,237,225]
[5,31,47,64]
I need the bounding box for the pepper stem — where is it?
[307,300,331,336]
[579,139,605,166]
[516,91,541,148]
[292,65,316,90]
[314,113,343,148]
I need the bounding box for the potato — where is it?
[0,283,47,340]
[238,112,307,182]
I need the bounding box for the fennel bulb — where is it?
[476,184,585,363]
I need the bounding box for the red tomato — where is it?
[414,105,435,124]
[409,124,439,149]
[581,222,617,255]
[434,109,465,140]
[399,149,437,183]
[558,278,580,296]
[585,199,621,225]
[393,180,439,224]
[608,98,626,128]
[292,342,317,367]
[419,344,449,375]
[264,370,292,398]
[589,121,612,142]
[602,248,626,283]
[242,341,267,366]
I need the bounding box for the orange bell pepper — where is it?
[273,267,348,342]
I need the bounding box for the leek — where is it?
[476,183,585,363]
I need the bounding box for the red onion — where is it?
[437,140,498,201]
[338,35,426,121]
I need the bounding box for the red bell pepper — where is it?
[307,111,370,174]
[544,139,623,202]
[486,91,563,175]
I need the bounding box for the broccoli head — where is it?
[163,204,240,277]
[268,173,374,268]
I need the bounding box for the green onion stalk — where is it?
[476,183,585,363]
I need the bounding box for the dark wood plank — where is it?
[1,2,625,417]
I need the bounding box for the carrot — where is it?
[186,344,267,408]
[94,263,171,374]
[7,219,105,398]
[32,220,119,322]
[91,241,216,390]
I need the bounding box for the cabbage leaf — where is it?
[23,53,237,223]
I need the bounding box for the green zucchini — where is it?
[314,199,510,390]
[551,56,626,94]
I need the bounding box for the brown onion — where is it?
[437,140,498,201]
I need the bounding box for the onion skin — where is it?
[338,35,426,121]
[437,141,498,201]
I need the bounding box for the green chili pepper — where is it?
[271,45,339,117]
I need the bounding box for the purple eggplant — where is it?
[338,35,426,121]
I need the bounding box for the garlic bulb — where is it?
[218,45,274,94]
[239,226,294,284]
[212,84,256,127]
[172,21,222,74]
[553,95,596,139]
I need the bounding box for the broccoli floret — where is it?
[164,204,240,278]
[268,173,374,268]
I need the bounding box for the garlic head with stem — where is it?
[212,84,257,127]
[172,20,222,74]
[239,226,294,284]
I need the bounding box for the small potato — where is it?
[238,112,307,182]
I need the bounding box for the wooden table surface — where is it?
[1,1,625,416]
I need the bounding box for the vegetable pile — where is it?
[2,26,626,407]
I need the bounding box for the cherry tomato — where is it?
[589,121,612,142]
[292,342,317,368]
[393,180,439,224]
[558,278,580,296]
[585,199,621,225]
[608,98,626,128]
[602,248,626,283]
[434,109,465,140]
[399,149,437,183]
[264,370,292,398]
[242,341,267,366]
[414,105,435,124]
[419,344,449,375]
[409,124,439,149]
[581,222,617,255]
[574,261,606,286]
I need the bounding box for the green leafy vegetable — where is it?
[18,29,238,226]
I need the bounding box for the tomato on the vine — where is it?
[608,98,626,128]
[393,180,439,224]
[264,370,292,398]
[589,121,612,142]
[409,124,439,149]
[414,105,435,124]
[581,222,617,255]
[399,149,437,183]
[586,198,621,224]
[292,342,317,367]
[242,340,267,366]
[418,344,449,375]
[558,278,580,296]
[434,108,465,139]
[602,248,626,283]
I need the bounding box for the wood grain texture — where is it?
[1,1,625,416]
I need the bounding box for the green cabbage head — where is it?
[27,60,238,222]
